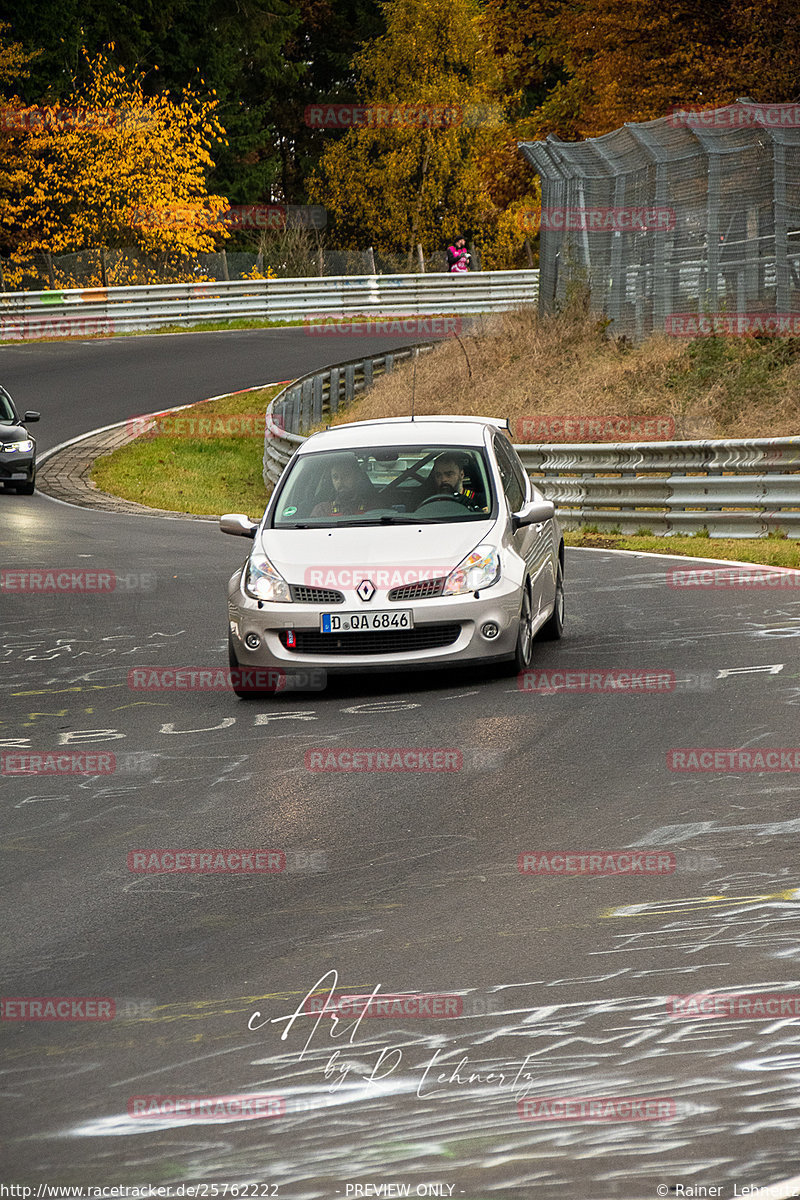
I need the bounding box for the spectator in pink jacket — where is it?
[447,236,471,273]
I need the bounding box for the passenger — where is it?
[311,454,375,517]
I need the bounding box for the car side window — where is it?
[493,434,525,511]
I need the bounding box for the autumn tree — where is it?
[483,0,800,141]
[309,0,527,263]
[1,48,229,283]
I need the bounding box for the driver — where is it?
[417,453,482,509]
[311,453,375,517]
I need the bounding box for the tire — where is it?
[16,480,35,495]
[539,554,564,641]
[506,583,534,674]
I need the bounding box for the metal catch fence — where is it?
[520,98,800,341]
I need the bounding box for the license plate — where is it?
[320,609,414,633]
[9,473,27,480]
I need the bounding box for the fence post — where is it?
[221,250,230,282]
[775,138,790,311]
[366,246,376,275]
[706,152,721,311]
[312,374,324,425]
[417,244,425,272]
[301,378,313,430]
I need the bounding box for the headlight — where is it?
[1,440,33,452]
[243,553,291,603]
[443,544,500,596]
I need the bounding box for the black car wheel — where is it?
[539,555,565,640]
[506,583,534,674]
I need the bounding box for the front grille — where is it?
[280,624,461,656]
[388,578,445,601]
[290,585,344,604]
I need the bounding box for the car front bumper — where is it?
[227,570,524,674]
[0,450,35,486]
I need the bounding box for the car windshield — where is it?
[272,444,495,528]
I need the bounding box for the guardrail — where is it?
[263,344,434,486]
[263,347,800,537]
[518,439,800,536]
[0,270,539,339]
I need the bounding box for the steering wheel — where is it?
[416,492,473,509]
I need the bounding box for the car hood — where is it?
[0,422,29,442]
[260,521,496,586]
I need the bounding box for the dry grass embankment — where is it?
[325,306,800,440]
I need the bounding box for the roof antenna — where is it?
[411,348,417,421]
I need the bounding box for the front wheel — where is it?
[509,584,535,673]
[538,556,564,641]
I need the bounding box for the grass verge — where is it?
[90,387,279,516]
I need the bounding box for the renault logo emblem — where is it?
[356,579,375,601]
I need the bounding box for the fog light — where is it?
[481,622,500,639]
[244,632,261,650]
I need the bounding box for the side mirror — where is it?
[511,499,555,531]
[22,411,40,422]
[220,513,258,538]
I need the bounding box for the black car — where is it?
[0,386,39,495]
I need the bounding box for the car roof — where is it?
[299,416,508,454]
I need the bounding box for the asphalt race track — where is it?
[3,330,800,1199]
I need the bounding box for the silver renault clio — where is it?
[221,416,563,694]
